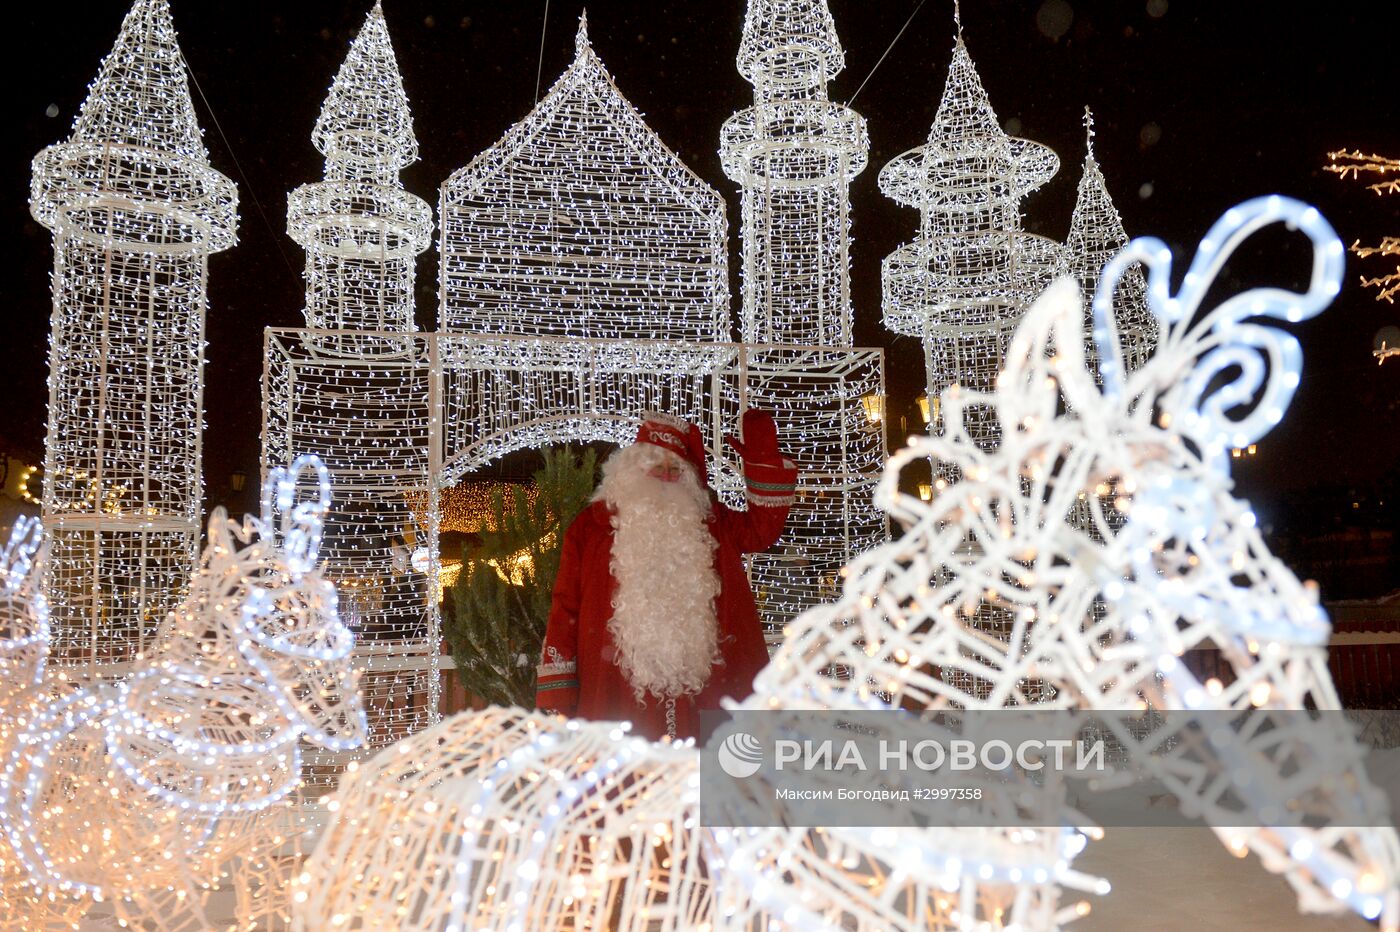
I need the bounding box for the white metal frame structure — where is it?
[720,0,869,349]
[1067,109,1156,382]
[274,3,436,767]
[30,0,237,668]
[719,0,886,634]
[879,19,1063,454]
[263,13,885,757]
[263,331,884,745]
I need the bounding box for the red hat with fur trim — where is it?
[636,412,709,487]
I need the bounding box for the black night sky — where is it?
[6,1,1399,594]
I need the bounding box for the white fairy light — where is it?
[289,0,431,354]
[721,0,868,348]
[0,456,365,929]
[441,14,727,342]
[29,0,238,668]
[877,17,1064,701]
[743,197,1390,929]
[294,707,711,931]
[271,1,440,776]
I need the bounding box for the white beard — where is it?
[596,443,721,701]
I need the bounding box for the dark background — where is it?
[6,1,1398,595]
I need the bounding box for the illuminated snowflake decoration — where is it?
[29,0,238,667]
[0,457,366,930]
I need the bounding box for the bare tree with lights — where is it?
[1327,149,1400,306]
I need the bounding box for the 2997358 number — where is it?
[912,787,983,801]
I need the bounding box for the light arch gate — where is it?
[263,328,883,764]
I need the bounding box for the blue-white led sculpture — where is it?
[715,196,1395,929]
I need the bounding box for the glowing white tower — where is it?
[289,0,431,356]
[278,2,437,758]
[721,0,869,347]
[1067,108,1155,381]
[721,0,886,633]
[880,20,1063,449]
[30,0,237,665]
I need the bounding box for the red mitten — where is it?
[724,409,783,466]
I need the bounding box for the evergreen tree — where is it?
[444,446,599,707]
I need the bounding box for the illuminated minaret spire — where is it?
[289,1,431,352]
[30,0,237,664]
[721,0,869,347]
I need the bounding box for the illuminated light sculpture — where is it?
[1327,149,1400,304]
[876,15,1063,700]
[879,15,1064,449]
[30,0,238,668]
[275,1,439,776]
[442,13,726,342]
[719,0,886,634]
[294,707,712,931]
[717,198,1397,929]
[0,519,86,929]
[295,198,1398,932]
[0,457,366,930]
[720,0,868,348]
[1066,108,1156,382]
[289,0,431,354]
[264,8,886,721]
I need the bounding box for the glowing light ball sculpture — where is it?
[29,0,238,668]
[0,457,367,930]
[720,0,886,635]
[879,15,1063,453]
[1066,109,1156,383]
[274,1,439,771]
[295,707,711,931]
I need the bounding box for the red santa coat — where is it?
[535,457,797,740]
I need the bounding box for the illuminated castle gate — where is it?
[263,15,883,758]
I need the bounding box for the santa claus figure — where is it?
[534,410,797,741]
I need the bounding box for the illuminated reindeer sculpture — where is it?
[710,195,1400,929]
[300,199,1396,931]
[0,455,365,930]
